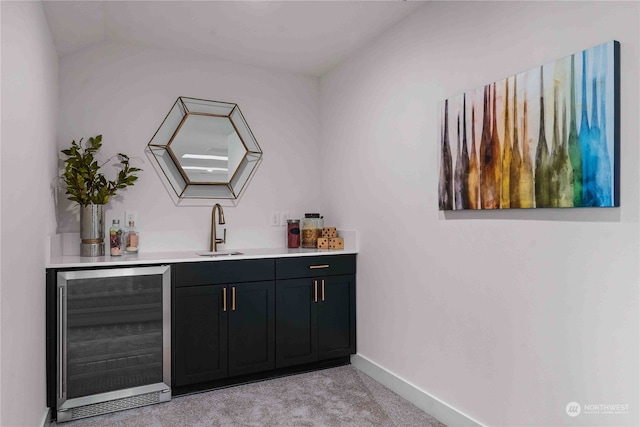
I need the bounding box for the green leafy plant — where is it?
[61,135,142,206]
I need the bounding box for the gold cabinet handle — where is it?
[232,286,236,311]
[309,264,329,269]
[314,280,318,303]
[321,279,325,301]
[223,287,227,312]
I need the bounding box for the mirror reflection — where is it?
[148,97,263,199]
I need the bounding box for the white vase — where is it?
[80,204,105,256]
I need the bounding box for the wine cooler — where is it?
[54,265,171,422]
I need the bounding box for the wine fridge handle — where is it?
[58,286,65,399]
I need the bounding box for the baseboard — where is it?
[40,408,52,427]
[351,354,485,427]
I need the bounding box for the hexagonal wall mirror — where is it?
[148,97,263,199]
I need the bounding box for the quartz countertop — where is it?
[47,247,358,269]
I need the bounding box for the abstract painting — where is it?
[438,40,620,210]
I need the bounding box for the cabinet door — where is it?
[174,285,228,386]
[275,278,318,368]
[317,275,356,360]
[228,281,275,376]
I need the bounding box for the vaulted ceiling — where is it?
[42,1,426,77]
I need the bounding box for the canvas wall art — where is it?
[438,40,620,210]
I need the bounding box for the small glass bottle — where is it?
[125,221,139,254]
[109,219,124,256]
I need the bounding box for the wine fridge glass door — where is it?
[56,265,171,422]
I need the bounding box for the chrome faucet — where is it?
[210,203,226,252]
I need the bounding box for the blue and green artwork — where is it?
[438,40,620,210]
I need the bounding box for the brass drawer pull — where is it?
[321,279,325,301]
[232,287,236,311]
[309,264,329,269]
[223,287,227,312]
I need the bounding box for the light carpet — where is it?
[60,366,446,427]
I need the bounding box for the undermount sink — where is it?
[196,251,244,257]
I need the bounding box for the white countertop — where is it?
[47,247,358,269]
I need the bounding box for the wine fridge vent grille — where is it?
[69,392,160,421]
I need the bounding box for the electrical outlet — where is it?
[125,211,138,226]
[280,211,289,226]
[270,211,280,226]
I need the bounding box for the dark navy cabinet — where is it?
[275,255,356,368]
[173,259,275,388]
[173,254,355,393]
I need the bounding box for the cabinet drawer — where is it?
[275,254,356,280]
[175,259,275,287]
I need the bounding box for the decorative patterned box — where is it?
[317,237,329,249]
[328,237,344,249]
[322,227,337,238]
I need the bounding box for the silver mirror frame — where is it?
[148,97,263,199]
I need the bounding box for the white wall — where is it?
[57,42,324,252]
[321,2,639,426]
[0,1,59,426]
